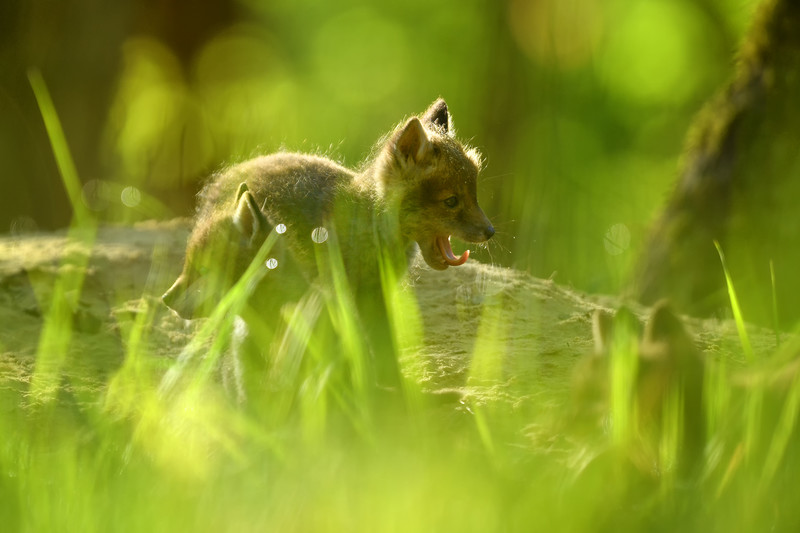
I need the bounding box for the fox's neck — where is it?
[348,162,413,254]
[355,154,408,210]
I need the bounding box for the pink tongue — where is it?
[437,236,469,266]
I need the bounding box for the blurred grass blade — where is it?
[27,69,98,401]
[472,405,496,458]
[714,241,754,363]
[314,223,369,399]
[770,259,779,346]
[659,387,682,487]
[468,303,507,385]
[27,68,90,227]
[704,358,729,442]
[743,386,763,461]
[159,228,281,397]
[761,374,800,487]
[610,330,638,446]
[379,246,425,412]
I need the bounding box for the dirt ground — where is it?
[0,220,777,413]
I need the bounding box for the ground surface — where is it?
[0,220,775,414]
[3,220,796,533]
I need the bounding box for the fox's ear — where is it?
[233,187,268,241]
[422,98,450,133]
[235,182,249,202]
[393,117,431,166]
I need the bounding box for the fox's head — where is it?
[162,183,270,319]
[374,99,495,270]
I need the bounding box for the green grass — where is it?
[5,74,800,533]
[714,240,755,363]
[6,217,800,532]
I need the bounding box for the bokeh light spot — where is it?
[9,216,37,235]
[120,186,142,208]
[597,0,712,103]
[604,223,631,256]
[81,179,111,212]
[311,227,328,244]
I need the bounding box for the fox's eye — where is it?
[443,196,458,208]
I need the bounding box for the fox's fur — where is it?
[162,99,494,402]
[163,99,494,320]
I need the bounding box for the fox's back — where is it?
[199,154,355,269]
[200,153,354,222]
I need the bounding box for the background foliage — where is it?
[8,2,800,532]
[1,0,756,294]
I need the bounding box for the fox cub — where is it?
[162,99,494,398]
[163,98,494,317]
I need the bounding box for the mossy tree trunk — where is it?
[635,0,800,328]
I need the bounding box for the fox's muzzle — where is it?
[461,208,495,243]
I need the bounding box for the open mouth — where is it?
[436,236,469,266]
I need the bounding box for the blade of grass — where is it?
[313,223,369,400]
[28,69,90,227]
[468,302,508,386]
[610,328,639,447]
[27,69,98,402]
[158,228,281,397]
[770,259,779,346]
[714,241,754,363]
[376,219,425,401]
[760,373,800,487]
[743,385,763,462]
[703,357,731,450]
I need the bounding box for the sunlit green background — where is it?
[7,2,800,532]
[1,0,755,294]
